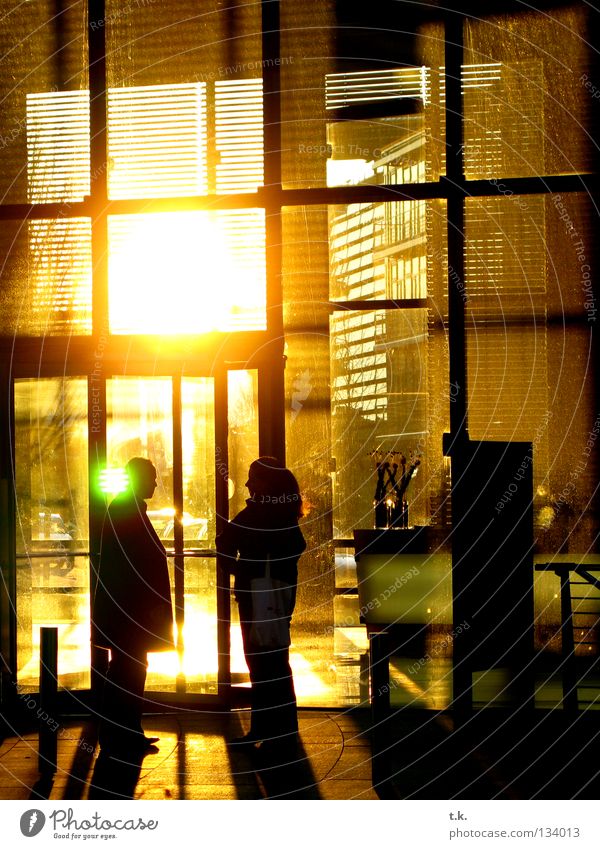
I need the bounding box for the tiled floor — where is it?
[0,710,379,801]
[3,706,600,801]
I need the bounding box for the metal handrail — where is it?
[536,563,600,713]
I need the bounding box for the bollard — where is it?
[369,631,392,792]
[38,627,58,775]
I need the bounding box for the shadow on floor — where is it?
[249,742,322,799]
[16,707,599,801]
[30,722,98,801]
[224,713,322,799]
[379,708,600,799]
[88,749,147,799]
[30,772,55,801]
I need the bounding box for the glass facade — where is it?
[14,378,90,691]
[0,1,597,712]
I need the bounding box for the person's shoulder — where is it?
[107,493,141,523]
[230,502,259,527]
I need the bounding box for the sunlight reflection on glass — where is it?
[108,210,266,334]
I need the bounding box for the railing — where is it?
[536,563,600,714]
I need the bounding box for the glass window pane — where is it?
[107,210,266,334]
[106,377,176,690]
[330,308,449,536]
[0,218,92,336]
[330,200,445,302]
[282,204,450,706]
[106,377,174,535]
[106,79,263,200]
[106,0,263,196]
[281,2,445,188]
[464,7,595,178]
[282,211,335,703]
[0,1,88,204]
[108,84,208,199]
[181,377,216,548]
[326,87,428,189]
[465,194,549,443]
[26,90,90,203]
[226,370,260,691]
[106,0,261,88]
[147,556,218,695]
[20,77,264,203]
[106,376,220,694]
[15,377,89,690]
[227,370,259,519]
[465,193,598,556]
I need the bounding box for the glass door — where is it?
[12,371,245,705]
[105,376,218,696]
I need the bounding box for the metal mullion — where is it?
[460,175,599,197]
[86,1,110,706]
[329,298,429,312]
[104,192,269,214]
[275,176,598,207]
[262,0,283,343]
[259,206,285,463]
[2,174,596,224]
[260,0,285,462]
[88,0,109,344]
[172,376,185,694]
[262,0,282,192]
[214,369,230,700]
[445,11,473,720]
[3,342,94,377]
[0,201,94,221]
[0,370,17,704]
[87,372,106,565]
[0,331,276,377]
[88,373,107,702]
[444,12,468,445]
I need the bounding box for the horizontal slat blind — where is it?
[215,79,263,193]
[108,83,207,198]
[326,68,430,109]
[466,196,548,446]
[27,80,265,200]
[27,218,92,334]
[27,91,90,202]
[25,82,266,334]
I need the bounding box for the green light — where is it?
[99,467,129,495]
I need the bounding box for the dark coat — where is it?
[91,493,174,653]
[217,498,306,609]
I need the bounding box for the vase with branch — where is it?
[369,449,421,529]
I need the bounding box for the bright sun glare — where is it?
[108,211,265,335]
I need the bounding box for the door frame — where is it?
[0,357,281,714]
[90,367,232,710]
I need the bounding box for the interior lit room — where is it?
[0,0,598,802]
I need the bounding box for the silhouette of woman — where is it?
[218,457,305,753]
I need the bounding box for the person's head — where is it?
[125,457,157,500]
[246,456,303,520]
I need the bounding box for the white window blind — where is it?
[26,80,266,334]
[215,78,263,194]
[108,83,208,198]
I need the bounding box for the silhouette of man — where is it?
[92,457,174,754]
